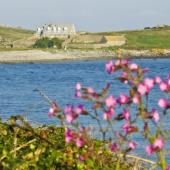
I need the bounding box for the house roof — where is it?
[43,24,75,30]
[36,24,76,36]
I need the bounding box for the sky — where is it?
[0,0,170,32]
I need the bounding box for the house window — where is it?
[37,28,41,34]
[47,26,51,31]
[63,27,68,31]
[57,27,61,32]
[53,26,56,32]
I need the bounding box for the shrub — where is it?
[33,37,63,49]
[51,38,63,49]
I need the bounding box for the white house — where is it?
[36,24,76,38]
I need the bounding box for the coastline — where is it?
[0,49,170,64]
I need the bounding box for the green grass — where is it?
[0,47,33,51]
[95,28,170,49]
[0,26,34,50]
[0,26,34,41]
[0,116,140,170]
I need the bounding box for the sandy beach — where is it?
[0,50,115,63]
[0,49,170,63]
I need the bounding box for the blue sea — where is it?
[0,58,169,161]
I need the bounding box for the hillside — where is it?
[95,27,170,49]
[1,25,170,50]
[0,26,34,49]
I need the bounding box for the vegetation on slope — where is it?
[0,26,34,50]
[1,25,170,51]
[95,27,170,49]
[0,26,33,41]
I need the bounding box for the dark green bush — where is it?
[33,37,63,49]
[51,38,63,49]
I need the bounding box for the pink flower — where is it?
[138,83,149,95]
[132,95,140,104]
[122,122,138,134]
[65,128,74,143]
[75,91,81,98]
[87,87,94,94]
[158,98,169,108]
[105,95,117,108]
[65,114,75,123]
[110,143,118,152]
[118,72,129,84]
[152,109,159,123]
[121,59,129,65]
[74,105,84,115]
[129,63,138,71]
[105,61,114,74]
[64,105,73,114]
[75,83,82,98]
[128,141,137,150]
[159,81,169,92]
[122,122,130,133]
[75,137,85,148]
[120,72,128,84]
[48,102,58,118]
[64,105,84,123]
[48,108,55,118]
[103,108,115,120]
[153,137,165,150]
[145,145,154,155]
[166,165,170,170]
[168,73,170,86]
[146,137,165,155]
[121,72,128,78]
[144,78,155,89]
[115,59,121,66]
[76,83,81,91]
[155,76,162,84]
[64,105,78,123]
[122,109,130,120]
[117,93,129,105]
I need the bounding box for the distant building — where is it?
[36,24,76,38]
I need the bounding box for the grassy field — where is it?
[0,26,34,50]
[0,26,34,41]
[95,28,170,49]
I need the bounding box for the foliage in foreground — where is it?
[0,116,133,170]
[0,57,170,170]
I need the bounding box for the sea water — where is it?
[0,58,169,161]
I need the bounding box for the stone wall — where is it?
[67,43,122,49]
[69,35,126,49]
[101,35,126,45]
[72,35,103,43]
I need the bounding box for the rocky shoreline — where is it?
[0,49,170,63]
